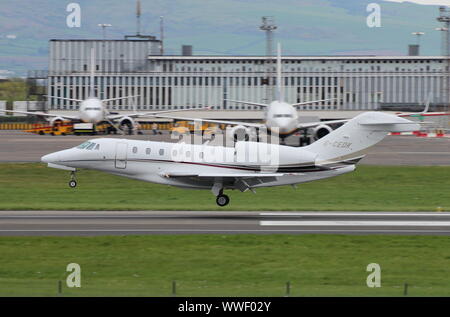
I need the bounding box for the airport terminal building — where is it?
[45,39,450,112]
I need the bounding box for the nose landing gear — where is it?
[69,171,77,188]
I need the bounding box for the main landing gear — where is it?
[69,171,77,188]
[216,194,230,207]
[212,182,230,207]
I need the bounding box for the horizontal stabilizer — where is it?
[359,121,420,133]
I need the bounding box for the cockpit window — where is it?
[77,141,100,150]
[77,141,91,149]
[85,107,101,111]
[274,114,293,118]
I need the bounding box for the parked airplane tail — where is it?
[89,48,96,98]
[305,112,420,164]
[276,43,283,102]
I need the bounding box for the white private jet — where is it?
[0,48,208,134]
[145,43,346,144]
[41,111,419,206]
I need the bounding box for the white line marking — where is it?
[260,221,450,226]
[260,212,450,217]
[375,152,450,155]
[0,216,183,219]
[0,229,449,233]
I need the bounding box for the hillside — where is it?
[0,0,444,76]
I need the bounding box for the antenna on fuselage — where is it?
[276,43,284,102]
[89,48,96,98]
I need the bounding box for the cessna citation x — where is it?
[41,111,419,206]
[0,49,206,134]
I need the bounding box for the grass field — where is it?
[1,163,450,297]
[1,234,450,296]
[0,163,449,211]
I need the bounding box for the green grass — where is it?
[1,234,450,296]
[0,163,449,211]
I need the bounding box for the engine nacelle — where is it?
[228,125,252,142]
[49,117,65,126]
[311,124,333,141]
[118,116,136,135]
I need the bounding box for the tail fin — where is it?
[276,43,283,102]
[305,112,420,164]
[89,47,96,98]
[422,92,432,114]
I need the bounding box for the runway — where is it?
[2,210,450,236]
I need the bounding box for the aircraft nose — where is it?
[276,119,293,132]
[41,152,60,164]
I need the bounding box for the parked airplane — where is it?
[0,48,207,134]
[146,44,445,144]
[41,111,419,206]
[145,43,346,145]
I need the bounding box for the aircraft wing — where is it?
[141,114,266,128]
[161,171,304,192]
[224,99,268,107]
[291,98,337,107]
[162,172,287,178]
[0,109,79,120]
[106,107,213,121]
[398,112,450,117]
[46,96,83,103]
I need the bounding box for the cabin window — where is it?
[186,151,191,158]
[132,146,138,154]
[146,148,151,155]
[159,149,164,156]
[199,152,204,159]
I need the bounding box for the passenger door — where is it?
[115,142,128,169]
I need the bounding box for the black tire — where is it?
[69,180,77,188]
[216,194,230,207]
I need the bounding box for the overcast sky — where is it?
[384,0,450,5]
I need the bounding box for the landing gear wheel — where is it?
[69,171,77,188]
[216,194,230,207]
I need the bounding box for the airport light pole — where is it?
[260,16,277,103]
[98,24,112,40]
[411,32,425,45]
[437,6,450,114]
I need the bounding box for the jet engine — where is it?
[311,124,333,141]
[118,116,136,135]
[229,125,252,142]
[49,117,65,126]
